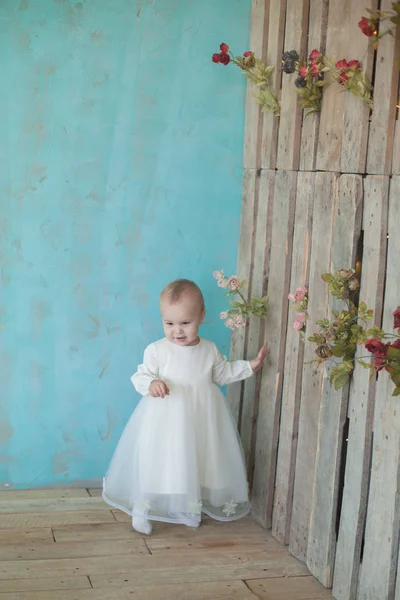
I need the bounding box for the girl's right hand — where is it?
[149,379,170,398]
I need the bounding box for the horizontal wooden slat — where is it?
[0,576,91,594]
[0,489,90,500]
[0,497,108,514]
[0,510,116,529]
[246,575,332,599]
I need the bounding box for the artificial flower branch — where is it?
[214,270,268,330]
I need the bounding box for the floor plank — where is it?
[146,533,285,554]
[0,490,90,500]
[0,497,108,514]
[0,576,91,593]
[86,488,102,497]
[246,575,332,599]
[0,538,149,561]
[0,510,116,529]
[0,579,256,599]
[0,528,54,545]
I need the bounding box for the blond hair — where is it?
[160,279,205,311]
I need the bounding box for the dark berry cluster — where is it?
[282,50,299,74]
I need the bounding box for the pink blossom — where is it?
[234,315,247,328]
[293,320,303,331]
[299,65,309,78]
[218,279,228,288]
[294,286,307,302]
[227,275,241,291]
[213,270,224,280]
[309,48,322,64]
[296,312,306,325]
[220,311,228,320]
[288,292,296,302]
[225,318,235,329]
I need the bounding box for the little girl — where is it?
[102,279,267,535]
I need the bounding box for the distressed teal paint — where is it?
[0,0,251,487]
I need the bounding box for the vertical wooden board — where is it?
[396,548,400,600]
[392,92,400,175]
[340,2,377,173]
[241,170,275,468]
[289,172,339,562]
[228,169,257,425]
[276,0,310,170]
[367,11,400,174]
[272,171,314,545]
[357,176,400,600]
[333,176,389,600]
[244,0,269,169]
[299,0,329,171]
[251,170,297,528]
[316,0,366,172]
[260,0,287,170]
[307,175,363,587]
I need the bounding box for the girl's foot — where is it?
[132,515,152,535]
[183,516,201,529]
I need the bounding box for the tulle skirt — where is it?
[102,385,250,525]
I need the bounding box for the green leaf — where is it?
[321,273,334,283]
[331,346,346,358]
[333,371,350,390]
[391,370,400,387]
[390,16,400,24]
[393,386,400,397]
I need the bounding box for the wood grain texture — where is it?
[241,170,274,470]
[272,171,315,545]
[357,176,400,600]
[246,575,332,599]
[252,170,297,528]
[276,0,310,170]
[333,176,389,600]
[289,172,339,562]
[367,11,400,174]
[306,175,363,586]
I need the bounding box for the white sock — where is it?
[183,516,201,529]
[132,515,152,535]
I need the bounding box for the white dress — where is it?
[102,337,253,525]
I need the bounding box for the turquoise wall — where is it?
[0,0,250,488]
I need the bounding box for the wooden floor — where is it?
[0,488,333,600]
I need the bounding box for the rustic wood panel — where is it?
[261,0,287,169]
[0,577,91,594]
[244,0,269,169]
[392,87,400,174]
[299,0,329,171]
[340,3,376,173]
[316,0,373,172]
[276,0,310,170]
[251,170,297,528]
[367,8,400,174]
[289,172,339,562]
[307,175,363,586]
[227,169,257,425]
[357,176,400,600]
[272,171,315,545]
[333,176,389,600]
[241,170,274,468]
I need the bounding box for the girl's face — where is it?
[160,294,205,346]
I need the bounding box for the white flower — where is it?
[188,501,202,516]
[218,278,229,288]
[223,500,238,517]
[220,311,228,320]
[213,270,224,280]
[227,275,241,291]
[225,318,236,329]
[234,315,247,328]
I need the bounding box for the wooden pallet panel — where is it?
[367,7,400,174]
[246,575,332,599]
[272,171,315,545]
[392,87,400,174]
[251,170,297,528]
[0,580,257,600]
[340,2,376,173]
[316,0,373,172]
[241,170,274,469]
[357,176,400,600]
[306,175,363,586]
[299,0,329,171]
[227,169,257,425]
[261,0,287,169]
[333,176,389,600]
[244,0,269,169]
[289,172,339,562]
[276,0,310,170]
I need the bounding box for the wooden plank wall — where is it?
[233,0,400,598]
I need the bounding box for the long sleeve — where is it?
[130,343,159,396]
[212,345,254,386]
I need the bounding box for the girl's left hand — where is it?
[250,346,268,373]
